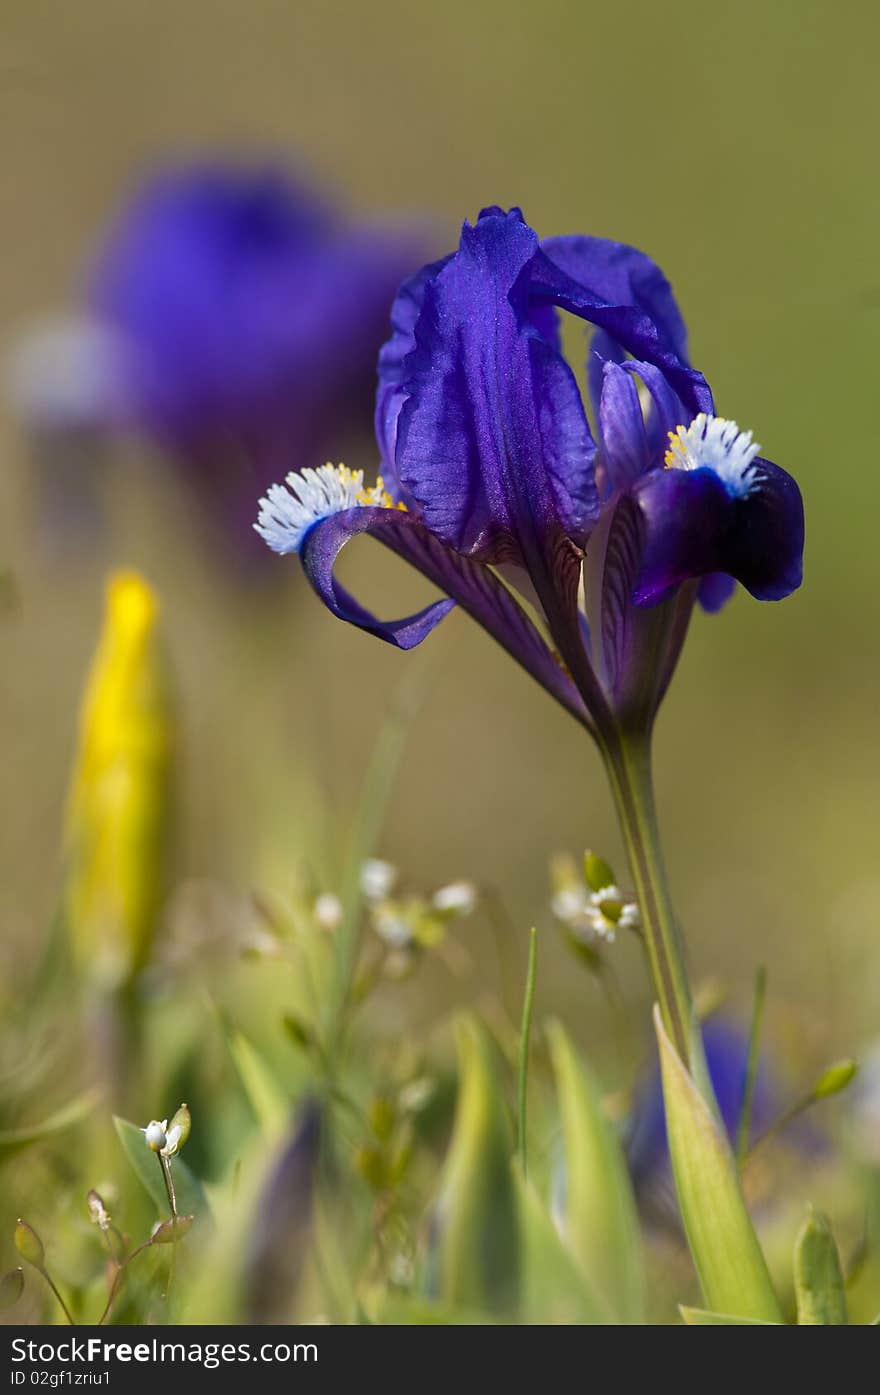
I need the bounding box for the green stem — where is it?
[39,1268,75,1326]
[602,729,694,1067]
[736,965,767,1167]
[517,928,538,1177]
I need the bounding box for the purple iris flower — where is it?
[256,207,803,731]
[18,161,420,558]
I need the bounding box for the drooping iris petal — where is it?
[528,245,714,419]
[633,459,804,606]
[299,507,590,725]
[393,208,598,562]
[541,234,691,362]
[697,572,737,613]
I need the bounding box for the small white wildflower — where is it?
[144,1120,167,1153]
[432,880,477,917]
[551,886,589,923]
[313,892,343,932]
[143,1105,189,1158]
[372,903,413,948]
[618,902,641,932]
[360,858,398,902]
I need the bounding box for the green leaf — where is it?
[513,1164,611,1324]
[680,1306,783,1325]
[655,1007,783,1323]
[114,1117,210,1221]
[793,1207,848,1324]
[0,1089,100,1160]
[428,1017,518,1316]
[547,1021,643,1323]
[224,1026,289,1136]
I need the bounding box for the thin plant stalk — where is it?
[517,928,538,1177]
[38,1267,75,1326]
[602,729,695,1068]
[158,1155,178,1299]
[736,965,768,1167]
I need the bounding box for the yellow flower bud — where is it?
[64,571,171,990]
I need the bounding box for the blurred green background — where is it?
[1,0,878,1079]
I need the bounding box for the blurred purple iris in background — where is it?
[11,160,421,560]
[257,206,803,734]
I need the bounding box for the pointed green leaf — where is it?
[793,1207,848,1324]
[429,1017,518,1316]
[655,1007,782,1323]
[114,1116,210,1221]
[680,1305,783,1325]
[513,1164,611,1324]
[225,1027,289,1135]
[547,1021,643,1323]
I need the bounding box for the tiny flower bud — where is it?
[369,1094,396,1142]
[164,1103,191,1156]
[313,892,343,932]
[373,903,413,948]
[360,858,397,902]
[144,1120,167,1152]
[813,1060,858,1100]
[282,1013,313,1051]
[584,851,616,894]
[87,1190,111,1229]
[0,1268,24,1310]
[14,1220,44,1270]
[355,1143,388,1191]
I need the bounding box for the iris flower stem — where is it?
[602,729,695,1068]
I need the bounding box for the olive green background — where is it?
[2,0,877,1061]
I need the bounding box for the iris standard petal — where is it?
[528,245,714,419]
[392,208,598,561]
[299,507,591,725]
[540,234,690,361]
[632,460,804,606]
[374,254,451,498]
[598,360,650,492]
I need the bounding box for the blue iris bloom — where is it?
[257,207,803,729]
[16,161,420,557]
